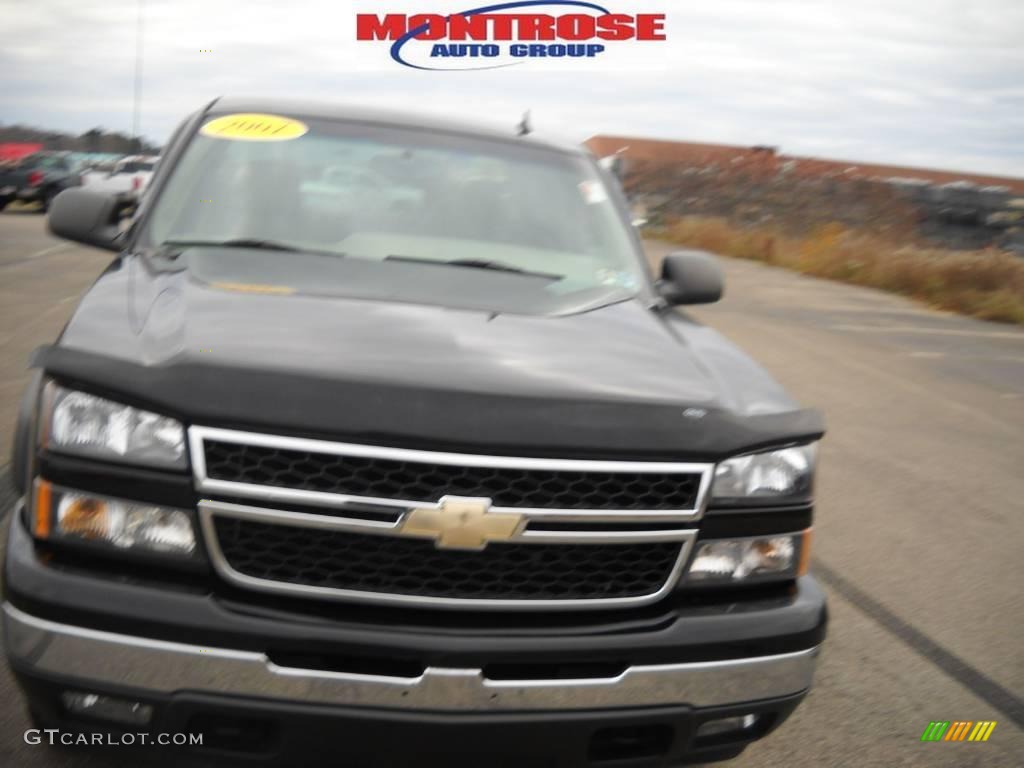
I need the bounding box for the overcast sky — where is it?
[2,0,1022,177]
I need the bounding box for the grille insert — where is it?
[213,517,682,602]
[203,440,703,511]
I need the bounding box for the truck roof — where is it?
[208,97,586,157]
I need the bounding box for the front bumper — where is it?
[4,500,826,764]
[4,602,818,712]
[13,671,808,767]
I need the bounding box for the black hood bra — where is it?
[35,343,823,461]
[35,250,823,460]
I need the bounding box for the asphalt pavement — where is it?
[0,211,1022,766]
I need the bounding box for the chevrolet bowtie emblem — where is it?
[400,496,523,550]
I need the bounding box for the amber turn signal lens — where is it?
[798,528,812,576]
[33,480,52,538]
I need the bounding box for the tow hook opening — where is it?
[184,712,279,754]
[588,723,673,762]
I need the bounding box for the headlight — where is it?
[712,444,816,501]
[683,531,810,585]
[42,383,186,469]
[33,480,196,557]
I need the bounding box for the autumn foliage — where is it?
[661,217,1024,325]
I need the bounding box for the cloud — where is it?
[1,0,1022,177]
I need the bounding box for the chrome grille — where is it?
[213,516,682,602]
[191,427,713,610]
[202,439,703,511]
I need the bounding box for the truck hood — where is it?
[37,253,823,459]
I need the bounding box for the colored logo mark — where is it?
[920,721,997,742]
[355,1,665,71]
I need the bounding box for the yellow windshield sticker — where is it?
[200,114,308,141]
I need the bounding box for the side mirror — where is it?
[47,188,132,251]
[658,250,724,305]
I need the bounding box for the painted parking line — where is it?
[0,242,73,269]
[830,323,1024,341]
[29,243,70,259]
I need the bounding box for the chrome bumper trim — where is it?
[3,603,818,711]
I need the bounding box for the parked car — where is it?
[7,99,826,766]
[79,154,159,201]
[0,151,81,212]
[78,158,117,179]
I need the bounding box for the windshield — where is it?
[18,154,65,170]
[141,115,644,312]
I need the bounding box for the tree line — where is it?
[0,124,160,154]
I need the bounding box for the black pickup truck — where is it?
[5,99,826,767]
[0,151,81,212]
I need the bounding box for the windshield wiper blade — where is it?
[154,238,343,259]
[385,255,561,280]
[162,238,299,252]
